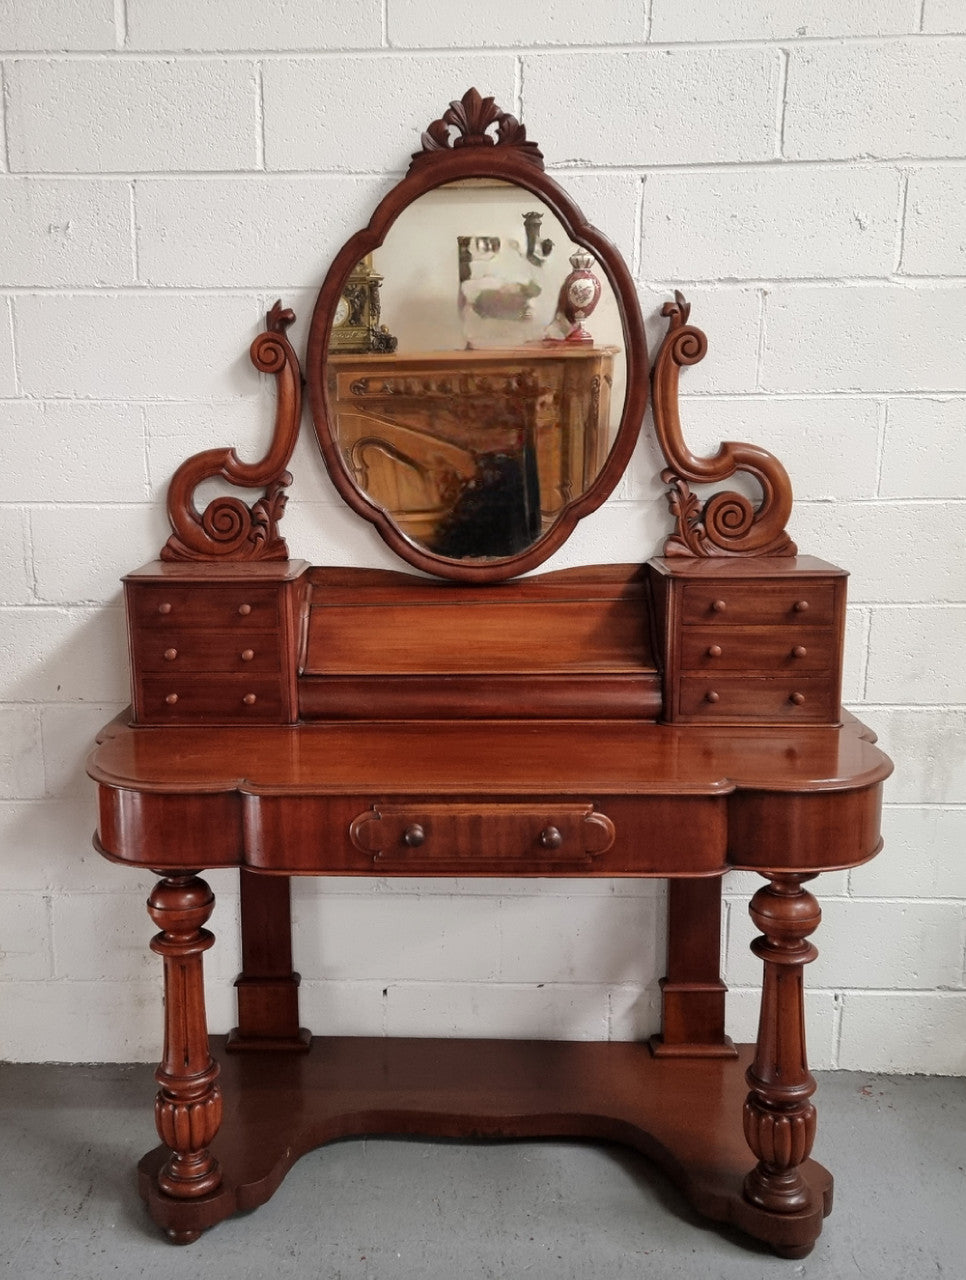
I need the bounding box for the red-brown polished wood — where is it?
[84,88,893,1260]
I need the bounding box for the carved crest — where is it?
[410,88,544,172]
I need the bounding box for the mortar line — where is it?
[1,62,10,172]
[114,0,127,50]
[15,157,966,179]
[632,174,646,280]
[775,46,790,159]
[754,288,768,390]
[874,400,889,497]
[3,33,965,57]
[128,180,139,282]
[255,62,266,171]
[6,296,21,396]
[893,168,911,274]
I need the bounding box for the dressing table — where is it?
[87,90,891,1258]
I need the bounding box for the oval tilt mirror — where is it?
[307,90,648,582]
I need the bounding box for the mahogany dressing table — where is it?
[87,90,892,1258]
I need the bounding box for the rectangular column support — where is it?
[650,876,736,1058]
[226,870,311,1052]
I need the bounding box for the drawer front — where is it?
[677,676,837,723]
[349,802,615,869]
[133,630,281,674]
[679,581,838,627]
[136,676,286,724]
[679,627,836,673]
[129,584,281,631]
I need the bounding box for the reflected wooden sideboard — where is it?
[327,347,615,547]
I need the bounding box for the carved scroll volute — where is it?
[652,292,796,558]
[161,301,302,562]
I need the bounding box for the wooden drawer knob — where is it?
[238,603,252,616]
[157,602,172,615]
[163,648,178,661]
[539,826,563,849]
[705,690,720,704]
[164,693,179,705]
[790,691,806,705]
[792,645,807,659]
[242,693,257,705]
[707,644,723,658]
[711,599,727,613]
[403,823,425,847]
[240,649,255,662]
[793,600,809,612]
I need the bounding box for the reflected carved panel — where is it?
[328,348,614,557]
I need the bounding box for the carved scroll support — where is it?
[742,874,820,1230]
[652,291,796,558]
[147,873,222,1243]
[162,301,302,562]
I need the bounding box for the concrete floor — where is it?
[0,1062,963,1280]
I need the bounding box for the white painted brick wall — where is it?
[1,6,963,1074]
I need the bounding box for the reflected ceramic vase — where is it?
[544,250,602,345]
[457,212,553,349]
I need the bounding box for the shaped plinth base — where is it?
[138,1037,832,1256]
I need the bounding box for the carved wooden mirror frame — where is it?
[305,90,649,582]
[157,90,796,573]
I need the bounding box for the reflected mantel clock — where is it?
[329,253,397,354]
[87,88,891,1257]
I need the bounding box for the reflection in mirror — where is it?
[325,182,626,560]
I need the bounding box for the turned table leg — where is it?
[147,873,223,1243]
[742,873,821,1241]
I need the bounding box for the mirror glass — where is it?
[323,180,627,561]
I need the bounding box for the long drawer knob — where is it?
[793,600,809,612]
[238,603,252,616]
[792,645,807,659]
[711,599,727,613]
[705,690,720,704]
[403,824,425,847]
[790,691,806,705]
[157,602,172,615]
[164,693,179,705]
[240,649,255,662]
[539,826,564,849]
[707,644,723,658]
[163,648,178,661]
[242,693,257,705]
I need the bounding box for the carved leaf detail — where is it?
[412,88,544,171]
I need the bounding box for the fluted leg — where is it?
[147,873,222,1240]
[742,873,820,1219]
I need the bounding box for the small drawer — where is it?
[679,581,838,627]
[349,802,615,868]
[133,630,282,674]
[677,676,837,723]
[679,627,836,673]
[128,584,281,631]
[136,676,286,724]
